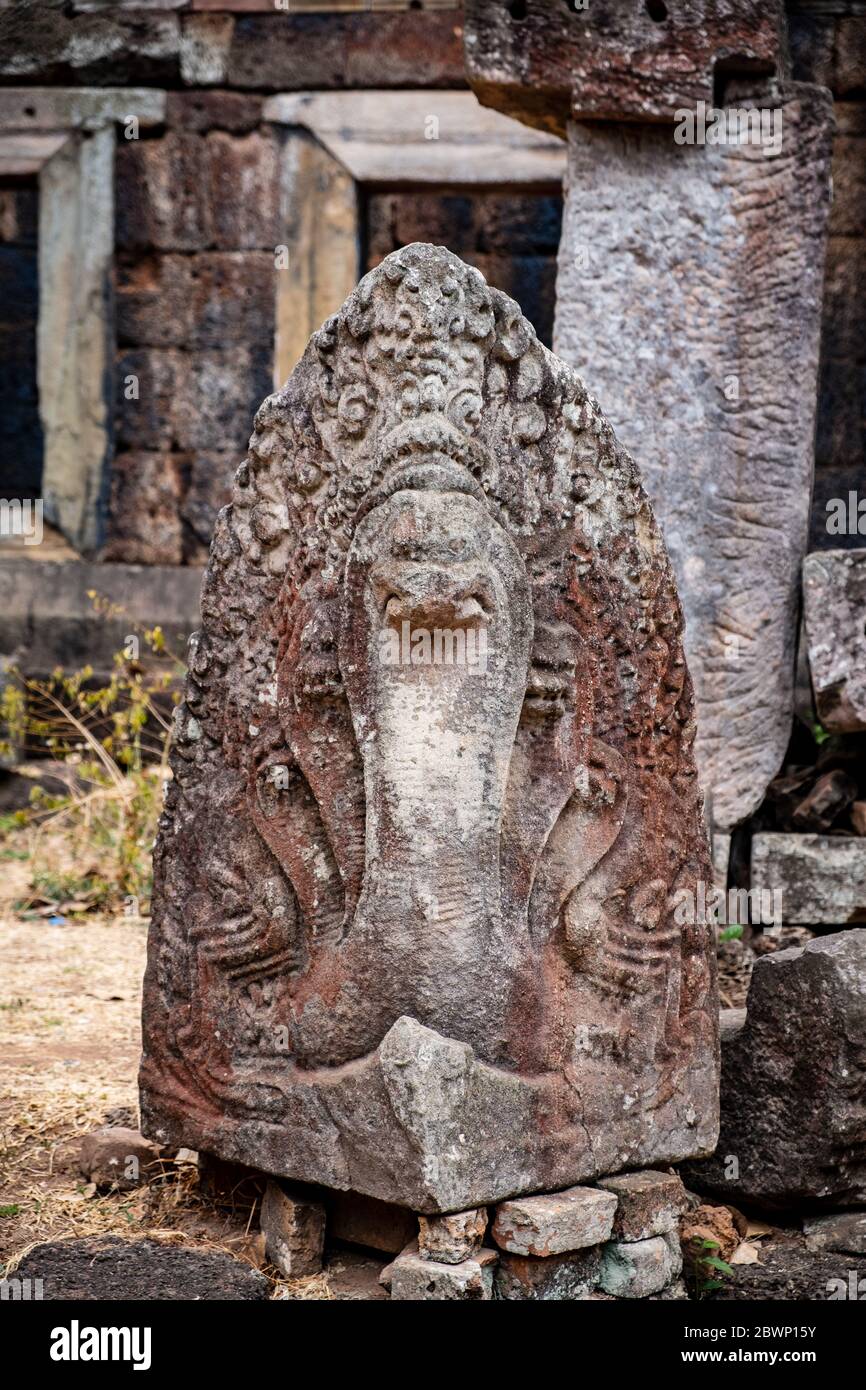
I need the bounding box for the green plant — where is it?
[719,924,744,943]
[689,1237,735,1298]
[0,596,184,917]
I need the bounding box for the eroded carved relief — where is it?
[140,245,718,1210]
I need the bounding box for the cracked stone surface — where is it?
[803,550,866,733]
[684,932,866,1209]
[554,87,833,831]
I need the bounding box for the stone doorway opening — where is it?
[362,187,563,350]
[0,177,42,502]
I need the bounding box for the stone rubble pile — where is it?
[262,1171,692,1301]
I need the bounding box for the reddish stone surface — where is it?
[116,132,278,253]
[140,245,718,1211]
[327,1191,417,1256]
[597,1169,689,1242]
[103,451,184,567]
[165,91,264,134]
[117,252,275,352]
[464,0,785,134]
[226,13,466,90]
[116,134,214,254]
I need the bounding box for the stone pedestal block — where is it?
[597,1169,689,1242]
[384,1246,497,1302]
[491,1185,616,1256]
[418,1209,487,1265]
[260,1181,325,1279]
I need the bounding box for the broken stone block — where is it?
[494,1246,601,1301]
[597,1170,689,1242]
[385,1247,497,1302]
[260,1181,325,1279]
[140,243,718,1211]
[599,1234,680,1299]
[417,1208,487,1265]
[804,1212,866,1256]
[78,1127,162,1192]
[680,1202,740,1264]
[684,931,866,1209]
[751,833,866,925]
[464,0,785,133]
[491,1186,616,1257]
[803,551,866,733]
[791,769,858,832]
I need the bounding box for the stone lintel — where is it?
[0,87,167,133]
[264,89,565,186]
[464,0,787,136]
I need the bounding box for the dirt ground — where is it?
[0,890,847,1304]
[0,914,146,1264]
[0,911,383,1300]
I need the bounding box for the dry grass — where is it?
[0,907,360,1298]
[272,1272,335,1301]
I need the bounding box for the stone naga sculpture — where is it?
[140,245,718,1211]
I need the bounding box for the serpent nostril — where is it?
[457,595,489,624]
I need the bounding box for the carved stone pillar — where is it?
[464,0,833,833]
